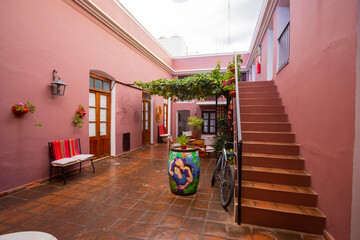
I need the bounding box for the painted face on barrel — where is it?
[175,158,184,169]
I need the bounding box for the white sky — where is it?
[117,0,264,55]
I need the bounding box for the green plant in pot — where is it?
[187,116,204,138]
[177,134,189,149]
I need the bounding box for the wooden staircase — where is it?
[232,81,326,235]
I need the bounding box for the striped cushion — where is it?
[52,140,71,160]
[69,139,81,157]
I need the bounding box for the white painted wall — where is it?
[111,84,116,156]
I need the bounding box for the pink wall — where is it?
[270,1,358,239]
[258,31,269,81]
[173,53,249,72]
[0,0,171,193]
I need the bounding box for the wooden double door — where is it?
[89,75,111,158]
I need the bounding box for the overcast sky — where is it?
[118,0,264,55]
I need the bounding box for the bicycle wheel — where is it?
[220,164,235,208]
[211,157,222,186]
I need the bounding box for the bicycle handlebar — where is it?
[214,136,234,145]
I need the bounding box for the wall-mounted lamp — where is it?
[51,70,67,96]
[194,108,198,115]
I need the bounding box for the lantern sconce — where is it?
[194,107,198,115]
[51,70,67,96]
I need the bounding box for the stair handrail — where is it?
[234,51,243,225]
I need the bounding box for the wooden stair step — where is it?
[240,198,326,234]
[239,85,277,93]
[239,81,275,87]
[242,131,295,143]
[241,113,288,122]
[242,165,311,187]
[240,105,285,114]
[240,98,282,106]
[243,141,300,156]
[242,152,305,170]
[241,122,292,132]
[239,92,279,99]
[241,181,317,207]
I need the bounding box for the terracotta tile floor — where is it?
[0,144,324,240]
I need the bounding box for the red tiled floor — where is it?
[0,144,320,239]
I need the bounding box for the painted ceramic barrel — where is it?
[168,146,200,195]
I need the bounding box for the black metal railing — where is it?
[278,22,290,72]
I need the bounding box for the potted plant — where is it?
[76,104,86,117]
[12,102,35,115]
[187,116,204,139]
[177,134,189,149]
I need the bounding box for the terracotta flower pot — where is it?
[230,76,235,83]
[230,90,236,98]
[180,145,187,150]
[230,66,235,73]
[12,105,29,115]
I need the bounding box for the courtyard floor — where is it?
[0,144,324,240]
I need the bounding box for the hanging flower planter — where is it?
[76,108,86,117]
[12,102,35,116]
[12,105,29,115]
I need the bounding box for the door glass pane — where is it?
[145,112,148,121]
[210,126,215,133]
[100,123,107,135]
[204,126,208,132]
[210,112,216,119]
[89,93,95,107]
[145,102,149,111]
[210,120,216,126]
[89,77,94,88]
[204,120,208,126]
[89,123,96,137]
[100,95,107,108]
[103,81,110,91]
[100,109,107,121]
[145,121,148,130]
[203,113,209,119]
[95,79,102,90]
[89,107,96,121]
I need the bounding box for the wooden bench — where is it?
[48,138,95,184]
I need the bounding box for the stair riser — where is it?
[240,206,325,235]
[239,86,277,93]
[240,99,282,106]
[239,81,275,87]
[243,143,299,156]
[242,187,317,207]
[242,123,292,132]
[242,170,311,187]
[243,156,304,170]
[241,114,288,122]
[243,132,295,143]
[239,92,279,99]
[240,106,285,114]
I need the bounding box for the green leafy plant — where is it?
[73,104,85,128]
[177,134,189,146]
[187,116,204,130]
[214,133,233,159]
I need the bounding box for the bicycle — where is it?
[211,138,235,208]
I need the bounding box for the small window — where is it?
[90,75,111,92]
[142,91,151,100]
[202,111,216,134]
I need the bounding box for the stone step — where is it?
[242,131,295,143]
[243,141,300,156]
[242,152,304,170]
[241,122,292,132]
[240,105,285,114]
[238,92,279,99]
[242,165,311,187]
[238,199,326,235]
[242,181,317,207]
